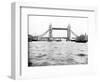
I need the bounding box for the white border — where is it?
[11,2,97,80]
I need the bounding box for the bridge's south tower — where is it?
[67,24,71,41]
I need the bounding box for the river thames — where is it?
[28,41,88,66]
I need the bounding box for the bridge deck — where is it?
[39,37,68,39]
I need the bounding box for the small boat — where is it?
[75,40,88,43]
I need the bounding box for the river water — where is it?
[28,41,88,66]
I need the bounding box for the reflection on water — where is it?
[28,41,88,66]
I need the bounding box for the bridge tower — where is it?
[48,24,53,41]
[67,24,71,41]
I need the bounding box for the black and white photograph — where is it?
[28,14,88,67]
[11,2,97,79]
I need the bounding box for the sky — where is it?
[29,16,88,38]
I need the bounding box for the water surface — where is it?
[28,41,88,66]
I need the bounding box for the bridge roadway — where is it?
[38,37,69,41]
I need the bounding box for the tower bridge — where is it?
[34,24,78,41]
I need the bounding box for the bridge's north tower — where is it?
[49,24,53,41]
